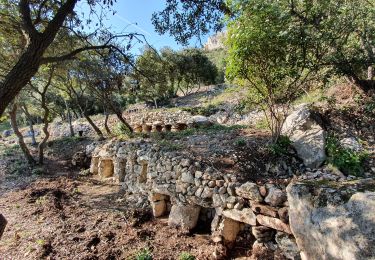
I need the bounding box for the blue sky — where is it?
[79,0,211,53]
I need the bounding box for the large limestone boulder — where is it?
[287,180,375,260]
[168,204,201,230]
[282,104,326,168]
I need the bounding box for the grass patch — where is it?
[181,104,221,117]
[47,136,83,147]
[0,120,11,132]
[268,135,292,156]
[178,252,195,260]
[293,88,324,105]
[134,248,153,260]
[160,124,246,140]
[326,135,368,176]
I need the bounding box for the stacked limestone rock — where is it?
[90,139,299,259]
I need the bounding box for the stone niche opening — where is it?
[142,124,152,133]
[98,158,114,178]
[150,193,171,218]
[193,207,216,234]
[163,124,172,132]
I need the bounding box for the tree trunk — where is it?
[154,98,158,109]
[38,93,50,165]
[114,111,133,133]
[368,66,374,80]
[83,112,104,140]
[0,0,78,117]
[104,114,111,135]
[0,214,6,239]
[65,101,75,137]
[9,103,35,164]
[21,105,37,146]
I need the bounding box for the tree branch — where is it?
[19,0,39,40]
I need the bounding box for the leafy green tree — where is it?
[286,0,375,90]
[152,0,229,45]
[226,0,314,141]
[0,0,138,116]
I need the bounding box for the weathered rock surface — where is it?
[222,208,257,225]
[282,104,326,168]
[236,182,263,202]
[264,186,287,207]
[287,181,375,260]
[256,215,292,234]
[168,204,201,230]
[275,231,300,260]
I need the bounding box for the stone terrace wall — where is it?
[90,139,299,259]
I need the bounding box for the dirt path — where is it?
[0,173,222,260]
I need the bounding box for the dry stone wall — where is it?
[90,139,299,259]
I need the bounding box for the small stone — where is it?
[259,185,267,197]
[264,186,287,207]
[180,159,191,167]
[226,203,234,209]
[216,180,225,187]
[208,180,216,188]
[195,171,203,179]
[195,187,203,197]
[181,171,195,184]
[219,187,226,194]
[226,196,237,204]
[234,203,243,210]
[201,187,214,198]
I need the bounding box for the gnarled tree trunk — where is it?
[9,102,35,164]
[21,105,37,146]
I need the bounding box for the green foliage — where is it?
[149,124,245,143]
[182,104,220,117]
[178,252,196,260]
[226,0,313,140]
[269,135,292,156]
[364,96,375,114]
[130,47,218,106]
[156,140,184,151]
[326,135,368,176]
[152,0,226,45]
[254,118,269,130]
[114,122,132,137]
[31,167,45,176]
[234,138,246,147]
[134,248,153,260]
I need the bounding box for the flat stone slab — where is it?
[222,208,257,225]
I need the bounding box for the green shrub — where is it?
[114,122,132,137]
[326,135,367,176]
[234,138,246,147]
[269,135,292,156]
[178,252,195,260]
[182,104,220,117]
[135,248,152,260]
